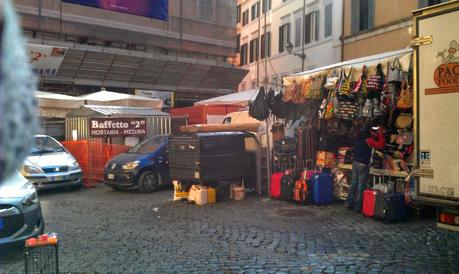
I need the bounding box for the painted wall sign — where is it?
[90,118,147,137]
[27,44,67,77]
[425,40,459,95]
[62,0,168,21]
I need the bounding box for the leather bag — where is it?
[396,79,413,109]
[249,87,270,121]
[324,69,340,90]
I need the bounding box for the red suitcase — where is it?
[362,189,378,217]
[270,172,283,199]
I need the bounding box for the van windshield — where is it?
[128,135,168,154]
[30,136,66,155]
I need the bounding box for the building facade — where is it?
[236,0,343,91]
[14,0,247,104]
[342,0,450,61]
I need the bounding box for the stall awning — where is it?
[67,105,170,117]
[283,48,413,84]
[194,89,260,107]
[79,90,163,109]
[36,91,84,109]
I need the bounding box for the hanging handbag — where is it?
[324,69,340,90]
[361,98,373,118]
[366,64,384,91]
[396,77,413,109]
[324,90,337,120]
[354,65,367,94]
[318,97,328,119]
[300,77,312,101]
[335,97,359,121]
[249,87,270,121]
[372,98,383,117]
[387,57,403,83]
[271,91,288,119]
[283,81,297,102]
[339,68,353,97]
[291,81,306,104]
[310,74,325,99]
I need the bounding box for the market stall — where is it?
[262,48,415,221]
[36,91,85,140]
[63,105,171,187]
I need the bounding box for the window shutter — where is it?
[295,17,302,47]
[419,0,427,8]
[305,14,311,44]
[287,23,291,44]
[279,26,284,53]
[315,11,320,41]
[368,0,375,29]
[351,0,359,33]
[256,38,259,61]
[268,32,271,57]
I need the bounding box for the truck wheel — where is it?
[138,171,159,193]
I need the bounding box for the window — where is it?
[351,0,375,33]
[260,32,271,58]
[262,0,272,13]
[237,5,241,23]
[240,43,248,66]
[419,0,449,7]
[236,34,241,53]
[279,23,291,53]
[249,38,259,63]
[305,10,319,44]
[198,0,215,22]
[242,10,249,26]
[324,3,333,37]
[294,17,302,47]
[251,2,260,21]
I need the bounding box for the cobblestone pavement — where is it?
[1,185,458,273]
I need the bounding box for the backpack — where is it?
[293,179,308,204]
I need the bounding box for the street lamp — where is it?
[286,42,306,71]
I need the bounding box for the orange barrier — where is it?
[62,140,129,188]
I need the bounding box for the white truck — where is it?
[412,0,459,231]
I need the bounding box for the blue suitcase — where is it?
[310,173,333,205]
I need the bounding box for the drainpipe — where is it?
[340,0,345,62]
[302,0,305,72]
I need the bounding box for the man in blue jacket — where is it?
[345,122,385,213]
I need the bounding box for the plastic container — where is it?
[195,186,208,205]
[207,187,216,204]
[233,186,245,201]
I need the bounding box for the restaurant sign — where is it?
[90,118,147,137]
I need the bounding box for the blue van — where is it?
[104,135,169,193]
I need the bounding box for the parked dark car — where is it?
[104,135,169,193]
[0,172,44,246]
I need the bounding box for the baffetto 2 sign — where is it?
[425,40,459,95]
[90,118,147,137]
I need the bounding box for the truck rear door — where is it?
[413,2,459,206]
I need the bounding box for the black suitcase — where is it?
[375,192,407,222]
[274,137,297,153]
[216,182,231,202]
[280,174,294,201]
